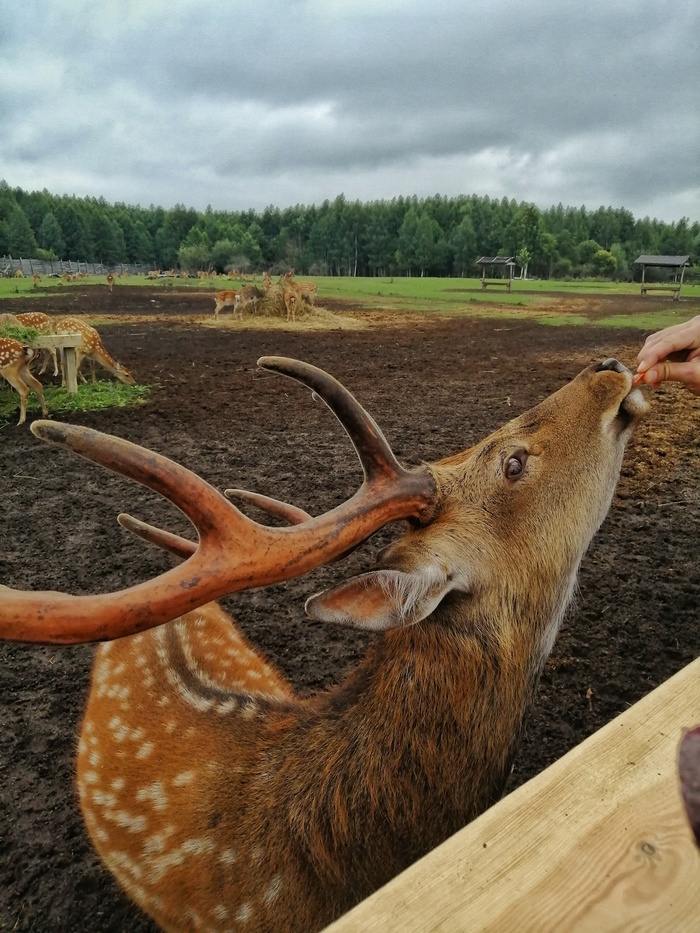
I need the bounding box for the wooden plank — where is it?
[32,334,83,350]
[325,657,700,933]
[32,334,82,395]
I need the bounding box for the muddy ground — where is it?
[1,286,699,932]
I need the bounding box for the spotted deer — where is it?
[235,285,265,317]
[0,357,648,932]
[281,286,298,322]
[54,317,135,386]
[213,290,240,320]
[0,338,48,424]
[107,273,114,292]
[12,311,60,376]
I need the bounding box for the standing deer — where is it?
[0,356,648,932]
[53,317,136,386]
[213,289,240,320]
[0,338,48,424]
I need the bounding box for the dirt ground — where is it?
[1,286,699,932]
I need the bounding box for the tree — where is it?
[38,211,66,258]
[591,249,617,277]
[6,206,38,255]
[450,214,477,276]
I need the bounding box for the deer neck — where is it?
[291,579,574,890]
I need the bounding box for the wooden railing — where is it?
[325,656,700,932]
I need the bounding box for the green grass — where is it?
[0,324,41,341]
[0,381,150,423]
[596,309,695,330]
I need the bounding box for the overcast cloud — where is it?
[1,0,698,221]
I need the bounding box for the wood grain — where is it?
[325,657,700,932]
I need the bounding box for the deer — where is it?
[13,310,60,376]
[281,285,298,322]
[0,357,648,932]
[107,273,114,292]
[53,317,136,386]
[235,285,265,317]
[0,338,48,424]
[261,270,272,291]
[213,289,240,320]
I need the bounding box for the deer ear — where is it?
[305,565,466,632]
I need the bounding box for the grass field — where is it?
[1,273,698,333]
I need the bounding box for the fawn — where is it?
[1,356,648,932]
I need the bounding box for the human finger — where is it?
[637,316,700,371]
[638,359,700,395]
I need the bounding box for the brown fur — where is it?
[54,317,136,386]
[0,338,47,424]
[76,361,647,931]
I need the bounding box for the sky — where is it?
[1,0,698,223]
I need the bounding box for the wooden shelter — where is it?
[326,656,700,932]
[634,255,690,300]
[476,256,516,292]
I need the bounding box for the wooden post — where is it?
[33,334,83,395]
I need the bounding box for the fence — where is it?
[0,256,152,277]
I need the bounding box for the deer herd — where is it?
[214,270,317,322]
[0,350,650,931]
[0,310,135,425]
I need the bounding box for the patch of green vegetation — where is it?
[0,382,150,422]
[595,309,697,330]
[0,324,41,341]
[537,315,591,327]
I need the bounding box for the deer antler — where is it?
[0,358,435,644]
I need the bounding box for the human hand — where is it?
[635,314,700,395]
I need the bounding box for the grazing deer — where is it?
[32,272,41,286]
[10,311,59,377]
[0,338,48,424]
[0,357,648,931]
[235,285,265,317]
[53,317,135,386]
[213,289,240,320]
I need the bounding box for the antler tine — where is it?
[117,513,197,559]
[258,357,405,483]
[1,362,436,645]
[224,489,310,525]
[30,421,249,540]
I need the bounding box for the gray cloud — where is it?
[0,0,697,220]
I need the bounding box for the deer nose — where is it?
[595,358,629,374]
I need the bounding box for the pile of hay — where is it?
[254,284,313,319]
[206,284,367,332]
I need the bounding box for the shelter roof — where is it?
[476,256,515,265]
[634,255,690,267]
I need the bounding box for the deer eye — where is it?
[504,450,528,481]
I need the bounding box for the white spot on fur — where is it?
[235,903,252,923]
[264,875,283,905]
[136,742,154,759]
[111,778,125,791]
[173,771,195,786]
[218,847,236,865]
[212,904,229,921]
[136,781,168,811]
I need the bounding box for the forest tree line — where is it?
[0,180,697,280]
